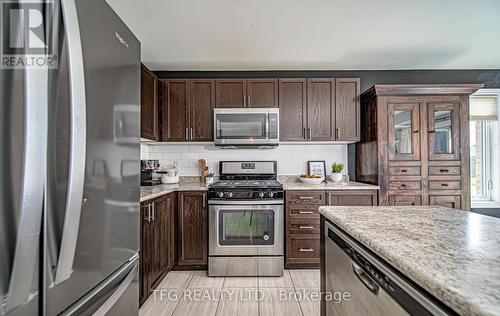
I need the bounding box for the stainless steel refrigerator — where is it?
[1,0,141,315]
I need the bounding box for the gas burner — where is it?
[208,161,284,201]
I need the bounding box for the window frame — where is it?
[471,90,500,208]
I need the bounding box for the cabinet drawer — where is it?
[288,207,320,219]
[428,166,461,175]
[429,181,461,190]
[388,166,421,176]
[289,236,320,259]
[286,191,325,205]
[388,195,422,206]
[429,195,461,209]
[388,181,421,191]
[289,220,320,234]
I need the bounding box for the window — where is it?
[470,92,499,207]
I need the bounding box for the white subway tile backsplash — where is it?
[141,143,348,176]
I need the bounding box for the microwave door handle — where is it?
[266,114,269,140]
[53,0,87,285]
[5,63,48,311]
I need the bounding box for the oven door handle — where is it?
[208,200,284,205]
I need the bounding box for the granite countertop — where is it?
[282,180,379,191]
[140,183,209,202]
[319,206,500,316]
[141,179,379,202]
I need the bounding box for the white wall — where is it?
[141,143,348,177]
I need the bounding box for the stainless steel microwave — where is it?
[214,108,279,147]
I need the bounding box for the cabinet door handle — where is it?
[185,127,189,140]
[247,95,251,107]
[335,128,340,139]
[299,196,314,200]
[190,127,193,140]
[441,183,448,187]
[299,226,314,229]
[144,204,151,222]
[308,128,312,140]
[400,184,407,188]
[298,211,314,214]
[299,247,314,252]
[151,202,155,221]
[400,169,407,173]
[243,96,246,107]
[203,193,206,208]
[303,128,307,140]
[413,130,419,134]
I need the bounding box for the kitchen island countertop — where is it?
[319,205,500,316]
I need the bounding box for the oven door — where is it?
[209,202,284,256]
[213,108,279,146]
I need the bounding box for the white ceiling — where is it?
[106,0,500,71]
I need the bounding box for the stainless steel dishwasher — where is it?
[324,221,452,316]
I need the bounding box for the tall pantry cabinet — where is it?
[355,84,483,210]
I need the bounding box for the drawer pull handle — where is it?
[299,247,314,252]
[440,169,449,173]
[298,211,314,214]
[400,184,407,187]
[299,196,314,200]
[299,226,314,229]
[441,183,448,187]
[400,169,407,173]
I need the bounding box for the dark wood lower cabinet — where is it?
[285,189,378,269]
[140,193,176,306]
[176,191,208,269]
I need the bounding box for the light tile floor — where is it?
[140,270,320,316]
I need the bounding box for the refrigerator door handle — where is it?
[5,68,48,311]
[54,0,87,285]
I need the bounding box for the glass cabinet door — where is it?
[387,103,421,161]
[427,102,460,160]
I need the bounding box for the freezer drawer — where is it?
[60,255,139,316]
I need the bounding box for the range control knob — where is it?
[217,192,224,198]
[258,192,265,198]
[225,192,234,198]
[268,192,275,198]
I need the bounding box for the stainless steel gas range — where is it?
[208,161,284,277]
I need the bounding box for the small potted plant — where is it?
[330,163,344,182]
[206,172,215,185]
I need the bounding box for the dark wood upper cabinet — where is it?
[427,101,461,161]
[307,78,336,141]
[247,79,279,108]
[158,76,360,142]
[140,64,159,140]
[161,79,189,141]
[387,102,421,161]
[335,78,360,141]
[279,79,307,141]
[177,191,208,267]
[190,80,215,141]
[161,79,215,142]
[215,79,246,108]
